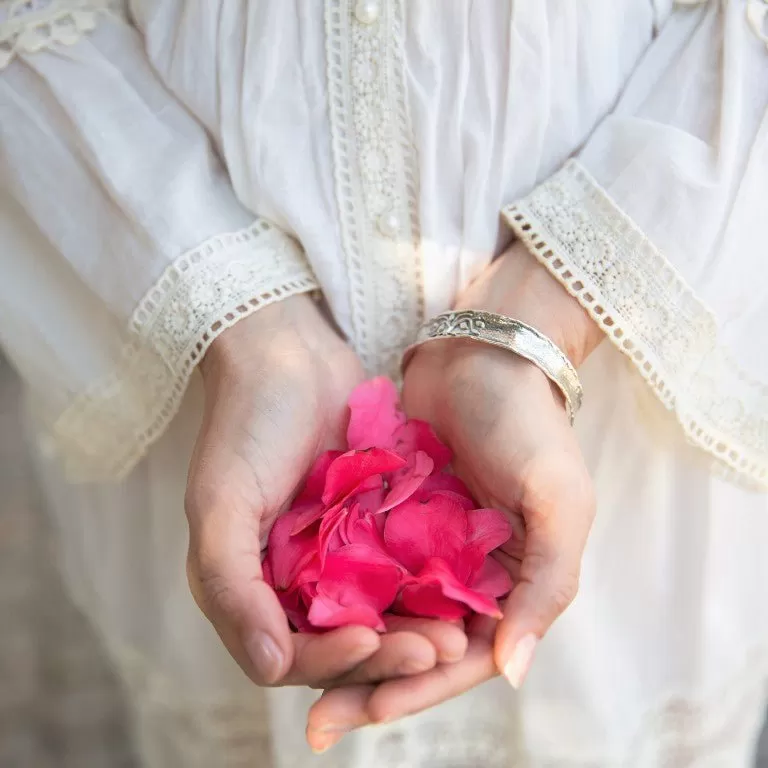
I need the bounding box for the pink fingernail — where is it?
[503,633,537,689]
[245,630,283,684]
[309,729,345,753]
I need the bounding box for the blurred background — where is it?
[1,347,767,768]
[0,354,136,768]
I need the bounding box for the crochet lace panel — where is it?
[503,160,768,489]
[49,221,317,481]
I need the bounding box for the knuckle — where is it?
[184,476,225,523]
[551,571,580,613]
[521,550,581,617]
[187,554,239,622]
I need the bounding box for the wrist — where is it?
[455,242,602,368]
[199,294,324,384]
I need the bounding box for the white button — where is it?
[355,0,380,25]
[377,210,400,238]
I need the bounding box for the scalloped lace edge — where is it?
[0,0,117,70]
[47,220,317,482]
[503,160,768,490]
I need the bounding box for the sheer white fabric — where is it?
[2,0,768,766]
[504,1,768,486]
[0,6,317,479]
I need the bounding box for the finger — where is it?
[494,460,595,689]
[327,631,436,687]
[281,627,382,686]
[186,538,293,686]
[383,616,468,663]
[185,468,302,686]
[306,686,375,754]
[367,617,497,723]
[497,510,527,560]
[491,548,523,584]
[307,617,497,743]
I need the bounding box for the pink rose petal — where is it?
[355,485,386,516]
[289,501,325,536]
[321,545,403,608]
[278,586,315,632]
[318,503,348,560]
[394,419,452,470]
[308,594,387,632]
[379,451,434,513]
[294,451,343,505]
[397,581,470,621]
[467,508,512,555]
[418,474,475,508]
[384,493,468,574]
[266,509,320,590]
[261,558,273,585]
[410,558,503,619]
[347,377,406,451]
[343,503,389,551]
[322,448,405,506]
[470,556,513,598]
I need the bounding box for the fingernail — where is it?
[503,633,537,689]
[318,724,352,734]
[245,630,283,684]
[397,656,431,675]
[308,728,346,754]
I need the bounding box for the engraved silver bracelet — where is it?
[402,310,583,424]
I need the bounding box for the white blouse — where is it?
[0,0,767,486]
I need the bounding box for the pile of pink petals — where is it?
[263,377,513,632]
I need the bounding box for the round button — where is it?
[355,0,380,25]
[377,210,400,238]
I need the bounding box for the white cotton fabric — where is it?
[2,0,768,766]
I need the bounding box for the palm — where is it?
[195,332,364,542]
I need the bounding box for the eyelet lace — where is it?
[0,0,117,70]
[46,221,317,481]
[503,161,768,489]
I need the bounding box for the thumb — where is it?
[493,459,595,688]
[185,479,295,686]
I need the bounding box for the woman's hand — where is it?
[185,295,467,694]
[307,243,603,743]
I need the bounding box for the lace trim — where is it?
[503,161,768,489]
[325,0,424,377]
[49,220,317,482]
[0,0,116,70]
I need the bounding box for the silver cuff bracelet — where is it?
[402,310,583,424]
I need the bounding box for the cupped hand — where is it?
[185,295,467,694]
[308,243,603,745]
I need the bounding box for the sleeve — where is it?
[0,1,318,481]
[502,0,768,488]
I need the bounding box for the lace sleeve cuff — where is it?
[502,160,768,489]
[0,0,116,70]
[49,220,318,482]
